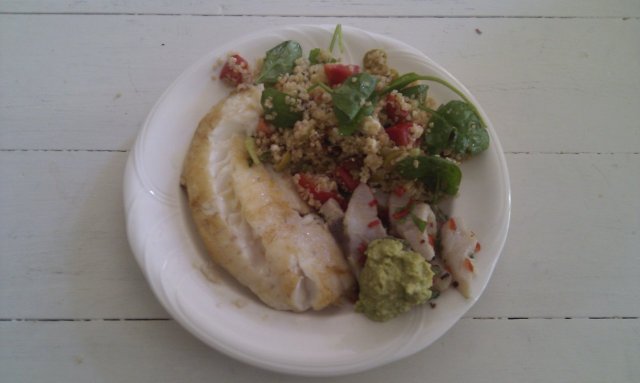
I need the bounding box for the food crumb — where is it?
[198,262,221,284]
[475,28,482,35]
[232,298,248,308]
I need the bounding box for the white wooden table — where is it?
[1,1,639,381]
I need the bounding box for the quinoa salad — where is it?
[212,25,490,321]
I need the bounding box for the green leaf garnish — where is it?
[260,87,302,129]
[400,84,429,104]
[411,214,427,232]
[256,40,302,85]
[422,101,489,157]
[395,155,462,197]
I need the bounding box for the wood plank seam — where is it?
[0,12,638,20]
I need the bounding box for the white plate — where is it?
[123,24,510,376]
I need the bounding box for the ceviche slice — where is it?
[184,24,489,321]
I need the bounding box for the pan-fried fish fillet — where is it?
[181,87,354,311]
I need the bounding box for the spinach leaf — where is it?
[309,48,322,64]
[331,73,378,135]
[400,84,429,104]
[395,155,462,197]
[261,87,302,129]
[380,72,427,95]
[308,73,377,135]
[335,100,375,136]
[255,40,302,85]
[308,48,336,65]
[423,100,489,157]
[379,72,486,129]
[332,73,377,120]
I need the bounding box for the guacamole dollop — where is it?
[355,238,434,322]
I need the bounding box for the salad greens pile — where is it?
[252,24,490,201]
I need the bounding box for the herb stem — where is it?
[414,75,485,126]
[307,82,333,94]
[329,24,343,55]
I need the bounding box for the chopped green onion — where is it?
[411,214,427,232]
[244,136,261,166]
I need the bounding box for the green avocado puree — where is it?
[355,238,434,322]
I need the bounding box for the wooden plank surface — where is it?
[1,15,639,152]
[1,2,639,381]
[1,0,639,17]
[2,151,638,319]
[1,318,638,382]
[0,151,168,319]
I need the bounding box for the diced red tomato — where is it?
[385,93,410,123]
[393,185,406,197]
[386,121,414,147]
[335,166,359,192]
[297,173,346,209]
[324,64,360,86]
[220,54,249,86]
[256,118,273,136]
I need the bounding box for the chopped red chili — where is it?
[393,185,406,197]
[367,219,381,228]
[428,235,435,247]
[392,207,410,220]
[368,199,378,207]
[448,218,457,231]
[475,242,481,252]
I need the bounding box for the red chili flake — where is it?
[392,208,410,220]
[357,242,367,254]
[475,242,482,252]
[464,258,475,272]
[368,199,378,207]
[393,185,406,197]
[448,218,457,231]
[428,235,435,247]
[367,219,381,228]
